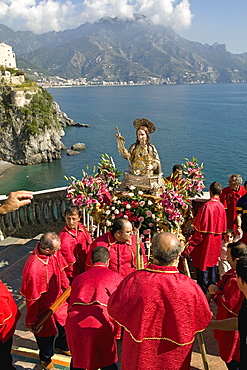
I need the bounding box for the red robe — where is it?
[65,263,123,370]
[220,185,246,230]
[86,232,147,277]
[20,245,69,337]
[188,197,226,271]
[0,281,21,343]
[213,268,244,363]
[108,264,212,370]
[59,222,92,280]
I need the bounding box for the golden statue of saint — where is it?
[122,118,161,176]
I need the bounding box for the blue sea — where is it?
[1,83,247,194]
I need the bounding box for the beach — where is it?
[0,160,16,194]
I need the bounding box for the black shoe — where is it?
[55,348,71,356]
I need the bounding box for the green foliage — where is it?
[19,88,59,135]
[25,93,32,99]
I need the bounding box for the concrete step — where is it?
[12,346,70,369]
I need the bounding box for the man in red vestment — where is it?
[186,182,227,293]
[86,218,147,277]
[0,281,21,370]
[59,205,92,281]
[164,164,183,189]
[220,174,246,231]
[21,232,70,370]
[108,232,212,370]
[66,246,122,370]
[207,241,247,370]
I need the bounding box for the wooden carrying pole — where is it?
[182,257,209,370]
[31,286,71,333]
[135,228,144,271]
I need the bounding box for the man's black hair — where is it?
[110,217,129,235]
[92,246,110,264]
[65,205,81,216]
[209,181,222,196]
[172,164,183,172]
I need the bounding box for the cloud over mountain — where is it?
[0,0,193,33]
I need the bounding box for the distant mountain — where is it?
[1,15,247,84]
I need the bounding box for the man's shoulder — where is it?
[92,232,110,245]
[75,264,122,284]
[119,268,204,295]
[221,186,230,194]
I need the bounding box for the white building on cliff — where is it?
[0,42,17,69]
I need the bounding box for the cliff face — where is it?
[0,85,72,164]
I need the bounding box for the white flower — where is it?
[126,204,131,209]
[111,206,115,210]
[129,186,136,190]
[138,191,144,195]
[106,220,112,226]
[128,193,134,197]
[105,210,110,215]
[148,200,153,205]
[114,209,120,214]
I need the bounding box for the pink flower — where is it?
[146,210,152,217]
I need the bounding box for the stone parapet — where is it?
[0,187,69,238]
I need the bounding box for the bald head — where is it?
[38,232,61,255]
[152,232,182,266]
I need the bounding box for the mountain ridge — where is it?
[1,16,247,84]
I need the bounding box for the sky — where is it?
[0,0,246,54]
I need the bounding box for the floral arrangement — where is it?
[65,154,193,233]
[65,154,122,214]
[182,157,205,197]
[103,186,188,232]
[164,157,205,198]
